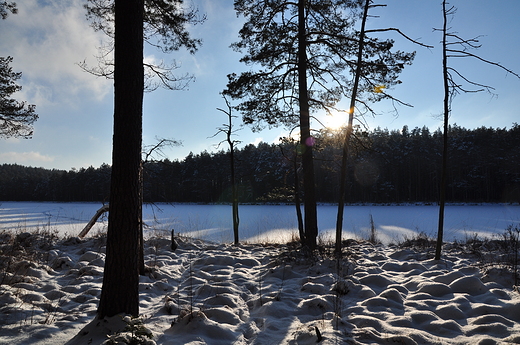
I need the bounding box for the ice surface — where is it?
[1,202,519,244]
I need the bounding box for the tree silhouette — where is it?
[0,1,17,19]
[225,0,418,250]
[211,96,242,245]
[0,3,38,139]
[97,0,144,318]
[435,0,520,260]
[81,0,205,91]
[334,0,427,254]
[225,0,365,250]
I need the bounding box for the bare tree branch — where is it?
[365,27,434,49]
[142,137,182,163]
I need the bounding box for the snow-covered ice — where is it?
[1,202,519,244]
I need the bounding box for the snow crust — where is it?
[1,234,519,345]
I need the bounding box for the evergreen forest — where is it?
[1,124,519,204]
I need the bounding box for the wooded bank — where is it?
[1,124,519,204]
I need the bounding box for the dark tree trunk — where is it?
[294,155,305,242]
[98,0,144,318]
[436,0,449,260]
[298,0,318,250]
[335,0,370,254]
[230,141,239,245]
[139,161,145,275]
[218,97,240,245]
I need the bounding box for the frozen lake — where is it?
[0,201,519,244]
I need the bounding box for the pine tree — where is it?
[0,3,38,139]
[225,0,414,250]
[97,0,144,318]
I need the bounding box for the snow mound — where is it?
[0,233,518,344]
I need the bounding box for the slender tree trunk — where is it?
[219,97,240,245]
[294,155,305,242]
[230,142,239,245]
[298,0,318,250]
[335,0,370,254]
[436,0,449,260]
[98,0,144,318]
[139,161,145,275]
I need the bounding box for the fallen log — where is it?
[78,204,109,238]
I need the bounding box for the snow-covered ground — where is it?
[0,232,519,344]
[1,202,519,244]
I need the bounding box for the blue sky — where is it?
[1,0,519,170]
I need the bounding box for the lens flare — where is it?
[305,136,316,147]
[373,85,386,93]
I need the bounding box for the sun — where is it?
[323,111,347,130]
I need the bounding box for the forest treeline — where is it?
[1,124,519,204]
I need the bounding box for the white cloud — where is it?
[1,0,111,107]
[0,151,54,164]
[251,137,263,146]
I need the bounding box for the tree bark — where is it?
[139,161,145,275]
[98,0,144,318]
[436,0,449,260]
[335,0,370,254]
[229,132,239,245]
[298,0,318,250]
[294,155,305,243]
